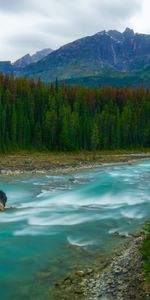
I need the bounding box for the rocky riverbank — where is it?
[81,235,150,300]
[52,234,150,300]
[0,152,150,176]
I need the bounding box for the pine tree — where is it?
[91,121,99,160]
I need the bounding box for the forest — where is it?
[0,73,150,152]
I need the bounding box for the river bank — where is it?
[0,151,150,175]
[82,234,150,300]
[52,232,150,300]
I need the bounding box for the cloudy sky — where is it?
[0,0,149,61]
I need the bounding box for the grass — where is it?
[141,222,150,281]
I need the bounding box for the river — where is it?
[0,160,150,299]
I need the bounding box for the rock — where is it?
[0,190,7,208]
[64,277,72,285]
[86,268,94,275]
[0,202,5,211]
[0,191,7,211]
[76,270,85,277]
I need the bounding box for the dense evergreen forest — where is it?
[0,73,150,152]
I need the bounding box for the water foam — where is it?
[13,227,58,236]
[67,236,94,247]
[121,208,145,219]
[28,213,94,226]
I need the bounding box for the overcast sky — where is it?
[0,0,149,61]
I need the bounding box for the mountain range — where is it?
[0,28,150,87]
[0,48,53,74]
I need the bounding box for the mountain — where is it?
[0,48,53,75]
[1,28,150,88]
[13,48,53,69]
[0,61,13,74]
[21,28,150,83]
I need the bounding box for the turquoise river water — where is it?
[0,160,150,299]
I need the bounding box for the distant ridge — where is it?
[0,61,13,74]
[13,48,53,68]
[0,28,150,87]
[0,48,53,74]
[20,28,150,84]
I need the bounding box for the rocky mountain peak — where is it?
[13,48,53,69]
[123,27,134,38]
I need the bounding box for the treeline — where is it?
[0,73,150,152]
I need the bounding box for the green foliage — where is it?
[0,73,150,152]
[63,70,150,88]
[141,223,150,281]
[91,120,99,159]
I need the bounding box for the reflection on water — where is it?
[0,160,150,299]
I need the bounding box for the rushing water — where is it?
[0,160,150,299]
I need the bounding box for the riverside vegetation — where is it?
[141,222,150,281]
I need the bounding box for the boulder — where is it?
[0,191,7,208]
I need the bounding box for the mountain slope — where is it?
[22,28,150,82]
[0,61,13,74]
[62,70,150,88]
[13,48,53,69]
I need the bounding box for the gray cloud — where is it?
[8,33,50,50]
[35,0,142,48]
[0,0,146,61]
[94,0,141,19]
[0,0,33,13]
